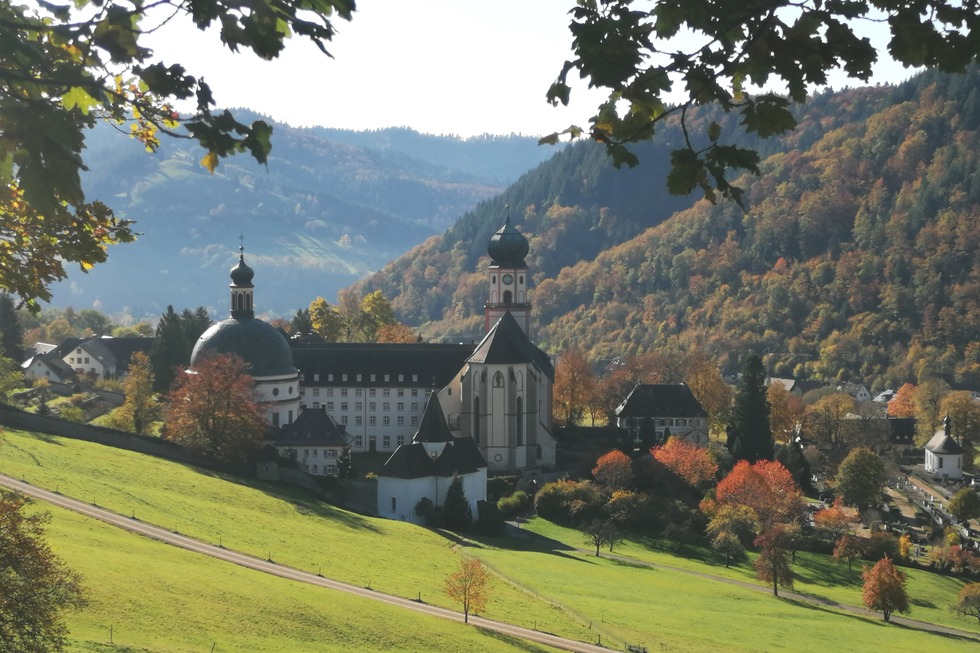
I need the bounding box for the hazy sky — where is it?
[147,0,917,138]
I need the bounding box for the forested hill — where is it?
[357,67,980,391]
[51,117,553,317]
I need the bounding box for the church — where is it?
[192,215,556,478]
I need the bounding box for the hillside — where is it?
[359,68,980,390]
[2,427,977,652]
[49,118,556,317]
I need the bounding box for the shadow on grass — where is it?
[19,429,65,446]
[911,597,937,608]
[474,626,572,652]
[469,530,598,565]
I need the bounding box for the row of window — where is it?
[67,356,92,365]
[628,417,699,427]
[352,435,406,449]
[310,401,420,413]
[301,372,421,384]
[305,464,337,475]
[306,387,427,398]
[299,448,338,458]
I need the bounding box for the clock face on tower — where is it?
[502,273,514,284]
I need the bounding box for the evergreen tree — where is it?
[442,475,473,532]
[150,306,187,392]
[728,355,773,462]
[181,307,213,348]
[291,308,313,336]
[337,446,354,479]
[776,440,812,492]
[0,293,24,361]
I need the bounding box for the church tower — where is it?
[229,241,255,318]
[484,212,531,336]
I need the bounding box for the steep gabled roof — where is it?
[79,338,118,367]
[615,383,708,419]
[413,393,454,443]
[274,406,349,447]
[380,437,487,479]
[925,431,964,455]
[467,312,554,379]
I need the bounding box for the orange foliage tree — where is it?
[813,498,853,541]
[862,557,910,622]
[887,383,917,418]
[445,558,492,623]
[553,347,597,426]
[165,353,267,463]
[711,460,804,531]
[592,450,634,491]
[651,437,718,488]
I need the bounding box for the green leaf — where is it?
[62,86,101,114]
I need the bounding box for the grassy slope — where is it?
[3,427,977,652]
[42,505,561,653]
[0,428,591,641]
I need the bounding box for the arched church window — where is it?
[503,290,512,304]
[516,396,523,445]
[493,372,504,387]
[473,397,480,443]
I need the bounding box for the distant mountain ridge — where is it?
[358,67,980,390]
[50,116,557,318]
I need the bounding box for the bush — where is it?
[487,476,519,502]
[534,480,608,526]
[864,532,899,561]
[497,491,531,519]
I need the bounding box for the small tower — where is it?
[484,210,531,335]
[230,239,255,319]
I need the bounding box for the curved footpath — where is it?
[0,473,607,653]
[3,473,978,648]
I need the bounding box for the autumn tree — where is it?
[862,557,910,622]
[109,351,158,435]
[804,393,856,452]
[583,519,623,557]
[592,449,634,491]
[767,382,805,444]
[755,523,798,597]
[445,558,491,624]
[652,437,718,489]
[682,348,732,436]
[0,493,87,652]
[0,0,353,309]
[940,392,980,472]
[712,460,803,533]
[309,297,344,342]
[834,448,886,511]
[706,504,756,567]
[887,383,917,418]
[946,488,980,523]
[833,534,865,582]
[954,583,980,624]
[727,355,773,463]
[912,378,951,444]
[164,353,267,462]
[553,348,596,427]
[360,290,397,342]
[813,499,853,542]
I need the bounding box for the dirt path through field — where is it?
[0,473,611,653]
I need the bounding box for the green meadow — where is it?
[2,426,979,653]
[42,505,562,653]
[0,428,590,641]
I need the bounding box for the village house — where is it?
[614,383,709,446]
[924,415,965,480]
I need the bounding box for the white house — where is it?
[924,415,964,479]
[377,393,487,523]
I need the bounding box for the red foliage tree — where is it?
[165,353,267,462]
[651,436,718,488]
[713,460,804,530]
[833,534,865,582]
[592,449,634,491]
[862,557,910,622]
[813,498,853,541]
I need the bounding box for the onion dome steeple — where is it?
[229,238,255,319]
[487,211,529,267]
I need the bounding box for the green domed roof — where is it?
[191,317,297,378]
[487,216,529,266]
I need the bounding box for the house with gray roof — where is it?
[615,383,709,446]
[925,414,964,479]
